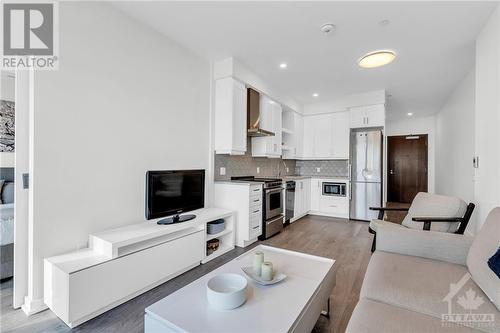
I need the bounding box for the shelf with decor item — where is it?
[202,215,235,263]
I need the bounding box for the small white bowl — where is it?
[206,273,248,310]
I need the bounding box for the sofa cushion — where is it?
[361,251,500,333]
[346,299,480,333]
[468,208,500,312]
[402,192,467,232]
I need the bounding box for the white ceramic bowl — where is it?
[206,273,248,310]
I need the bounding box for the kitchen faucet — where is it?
[277,160,287,178]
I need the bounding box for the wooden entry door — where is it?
[387,134,428,203]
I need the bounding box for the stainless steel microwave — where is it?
[322,182,347,197]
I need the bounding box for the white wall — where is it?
[474,5,500,233]
[385,116,436,196]
[435,69,475,205]
[1,72,15,167]
[214,57,303,113]
[303,90,386,115]
[28,2,210,306]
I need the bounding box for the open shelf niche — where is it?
[203,213,235,264]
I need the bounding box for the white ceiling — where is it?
[112,1,497,120]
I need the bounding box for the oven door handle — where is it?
[266,188,283,195]
[266,215,284,224]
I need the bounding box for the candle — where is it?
[261,262,273,281]
[253,251,264,276]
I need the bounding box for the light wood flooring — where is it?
[0,215,373,333]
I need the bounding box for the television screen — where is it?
[146,170,205,220]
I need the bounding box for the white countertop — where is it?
[214,180,265,185]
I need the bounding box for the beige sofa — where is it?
[347,207,500,333]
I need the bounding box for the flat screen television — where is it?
[145,169,205,225]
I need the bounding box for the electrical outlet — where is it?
[316,167,321,173]
[286,167,289,173]
[257,167,260,174]
[219,167,226,176]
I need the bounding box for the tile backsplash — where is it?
[214,142,296,180]
[215,141,349,180]
[295,160,349,177]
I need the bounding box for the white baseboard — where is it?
[21,296,48,315]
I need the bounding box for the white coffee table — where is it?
[145,245,336,333]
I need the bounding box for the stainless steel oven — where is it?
[265,186,284,219]
[322,182,347,197]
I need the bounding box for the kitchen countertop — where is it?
[282,175,349,181]
[214,180,265,185]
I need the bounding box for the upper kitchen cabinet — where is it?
[282,110,303,160]
[251,95,282,158]
[349,104,385,128]
[301,111,349,160]
[214,77,247,155]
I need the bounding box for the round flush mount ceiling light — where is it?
[312,93,319,98]
[407,112,413,116]
[279,63,288,69]
[358,50,396,68]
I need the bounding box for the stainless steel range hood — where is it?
[247,87,275,137]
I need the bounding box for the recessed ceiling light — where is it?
[279,63,288,69]
[358,50,396,68]
[320,23,336,35]
[378,19,390,27]
[312,93,319,98]
[407,112,413,116]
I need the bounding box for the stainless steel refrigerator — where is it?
[349,130,383,221]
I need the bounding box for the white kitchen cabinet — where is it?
[214,183,263,248]
[294,112,304,158]
[214,77,247,155]
[301,111,350,160]
[331,111,350,159]
[252,96,282,158]
[282,111,303,160]
[349,104,385,129]
[310,178,321,212]
[310,178,350,218]
[291,178,311,222]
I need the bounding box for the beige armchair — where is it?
[368,192,475,252]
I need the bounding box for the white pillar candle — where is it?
[253,251,264,276]
[261,262,273,281]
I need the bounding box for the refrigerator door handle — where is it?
[349,182,352,201]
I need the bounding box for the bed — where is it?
[0,167,14,280]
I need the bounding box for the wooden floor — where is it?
[0,215,373,333]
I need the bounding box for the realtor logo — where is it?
[1,2,58,69]
[442,273,495,329]
[3,3,53,55]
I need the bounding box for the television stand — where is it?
[157,214,196,225]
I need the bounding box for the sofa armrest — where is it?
[376,224,473,265]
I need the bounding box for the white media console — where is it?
[44,208,235,328]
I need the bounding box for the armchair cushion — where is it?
[402,192,467,232]
[467,207,500,312]
[377,224,473,265]
[368,219,404,233]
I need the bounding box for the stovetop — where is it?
[231,176,283,188]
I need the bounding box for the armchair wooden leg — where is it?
[371,233,376,253]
